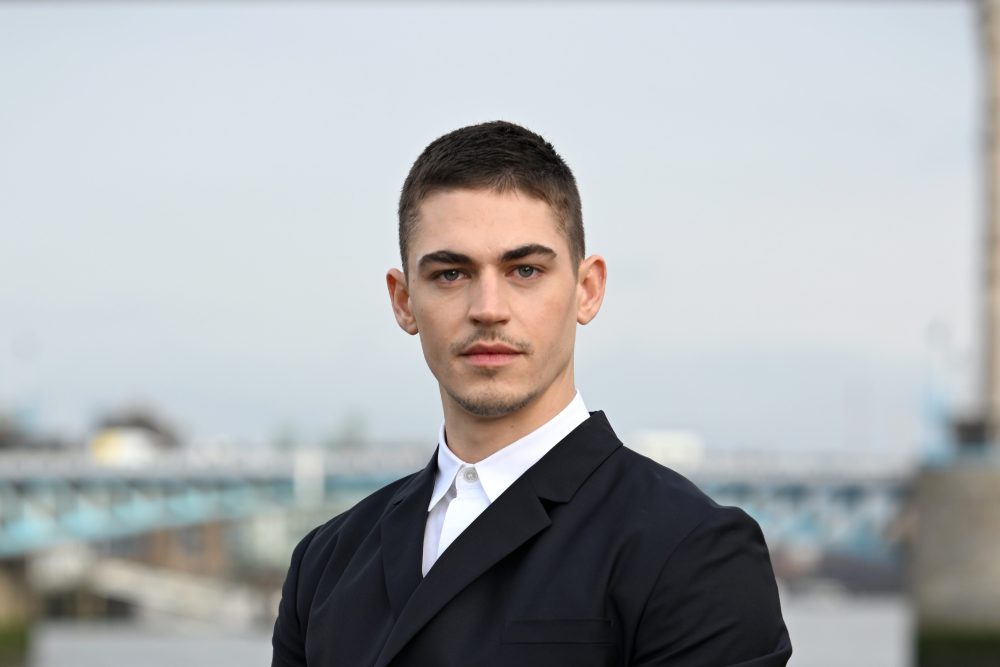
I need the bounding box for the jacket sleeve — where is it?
[630,506,792,667]
[272,525,322,667]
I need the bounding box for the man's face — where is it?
[387,188,602,420]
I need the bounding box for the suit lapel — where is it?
[374,474,551,667]
[380,451,437,620]
[373,411,622,667]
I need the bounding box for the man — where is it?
[272,121,792,666]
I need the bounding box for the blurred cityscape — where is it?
[0,400,924,667]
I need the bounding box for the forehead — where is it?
[409,188,568,264]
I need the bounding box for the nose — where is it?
[468,271,511,325]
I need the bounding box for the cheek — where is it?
[546,286,579,319]
[412,305,456,362]
[523,291,577,343]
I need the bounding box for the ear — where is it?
[386,268,419,335]
[576,254,607,325]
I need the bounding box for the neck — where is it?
[441,373,577,463]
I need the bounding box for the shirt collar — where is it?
[428,392,589,510]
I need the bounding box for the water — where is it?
[28,622,270,667]
[782,595,912,667]
[25,594,910,667]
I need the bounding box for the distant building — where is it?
[631,429,705,474]
[89,405,179,466]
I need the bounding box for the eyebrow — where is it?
[417,244,558,271]
[499,244,557,263]
[417,250,473,270]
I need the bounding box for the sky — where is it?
[0,2,980,456]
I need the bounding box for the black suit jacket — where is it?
[272,412,792,666]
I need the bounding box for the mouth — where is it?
[460,342,524,368]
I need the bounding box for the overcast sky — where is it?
[0,2,979,456]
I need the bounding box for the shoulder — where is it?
[593,444,776,595]
[604,450,791,663]
[601,444,748,541]
[609,445,713,503]
[273,470,429,664]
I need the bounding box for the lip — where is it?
[460,343,523,367]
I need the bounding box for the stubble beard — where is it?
[446,383,540,418]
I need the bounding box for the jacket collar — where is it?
[375,411,622,667]
[526,410,622,502]
[428,392,590,509]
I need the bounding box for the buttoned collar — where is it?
[427,392,589,511]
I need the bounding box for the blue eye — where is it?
[440,269,462,281]
[516,266,536,278]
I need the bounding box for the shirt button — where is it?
[463,468,479,483]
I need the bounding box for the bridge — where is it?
[0,446,913,563]
[0,445,914,646]
[0,447,424,559]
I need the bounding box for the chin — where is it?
[447,386,538,419]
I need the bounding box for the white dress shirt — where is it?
[421,392,590,576]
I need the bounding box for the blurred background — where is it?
[0,1,994,666]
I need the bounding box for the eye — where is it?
[515,265,537,279]
[439,269,463,282]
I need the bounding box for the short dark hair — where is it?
[398,121,584,273]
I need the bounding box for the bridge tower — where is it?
[985,0,1000,443]
[913,3,1000,665]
